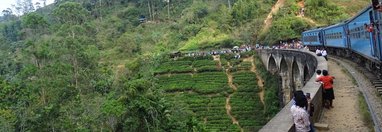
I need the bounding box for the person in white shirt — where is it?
[321,49,327,61]
[315,49,321,56]
[291,91,311,132]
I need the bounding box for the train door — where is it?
[369,11,378,58]
[319,31,324,46]
[373,7,382,60]
[344,24,351,57]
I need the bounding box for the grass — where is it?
[331,0,370,16]
[340,68,358,86]
[358,91,375,131]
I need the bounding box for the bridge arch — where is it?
[268,55,277,74]
[279,57,289,106]
[303,65,310,85]
[292,59,301,91]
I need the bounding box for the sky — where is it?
[0,0,54,13]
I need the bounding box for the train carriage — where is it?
[345,6,378,61]
[302,3,382,78]
[323,23,347,56]
[302,28,324,50]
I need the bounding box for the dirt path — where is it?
[260,0,286,34]
[295,0,321,26]
[297,0,304,7]
[226,69,238,91]
[317,60,369,131]
[243,57,265,104]
[225,62,243,131]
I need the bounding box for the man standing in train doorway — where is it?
[366,22,379,57]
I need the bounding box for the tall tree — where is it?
[21,12,48,39]
[53,2,92,92]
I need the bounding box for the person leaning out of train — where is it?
[364,24,369,32]
[366,23,374,32]
[365,23,379,33]
[376,2,382,12]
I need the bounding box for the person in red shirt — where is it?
[367,23,374,33]
[316,70,335,109]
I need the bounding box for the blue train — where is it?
[302,4,382,78]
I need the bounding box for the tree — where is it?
[13,0,35,15]
[35,2,41,9]
[52,2,89,25]
[1,8,16,21]
[21,12,48,39]
[40,0,47,7]
[2,8,13,16]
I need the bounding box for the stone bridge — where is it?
[258,49,328,132]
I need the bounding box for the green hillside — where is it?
[156,52,280,131]
[0,0,371,131]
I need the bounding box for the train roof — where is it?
[323,22,345,30]
[345,4,372,24]
[302,27,323,34]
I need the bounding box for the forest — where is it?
[0,0,369,131]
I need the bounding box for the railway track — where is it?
[330,56,382,132]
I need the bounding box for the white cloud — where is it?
[0,0,54,15]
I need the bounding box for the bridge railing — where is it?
[259,49,327,132]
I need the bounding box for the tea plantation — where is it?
[156,52,280,131]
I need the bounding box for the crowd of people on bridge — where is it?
[181,45,254,59]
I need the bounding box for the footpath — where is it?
[317,60,369,131]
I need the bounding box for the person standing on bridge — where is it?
[316,70,335,109]
[315,49,321,56]
[291,90,312,132]
[321,49,328,61]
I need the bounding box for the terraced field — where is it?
[156,52,280,131]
